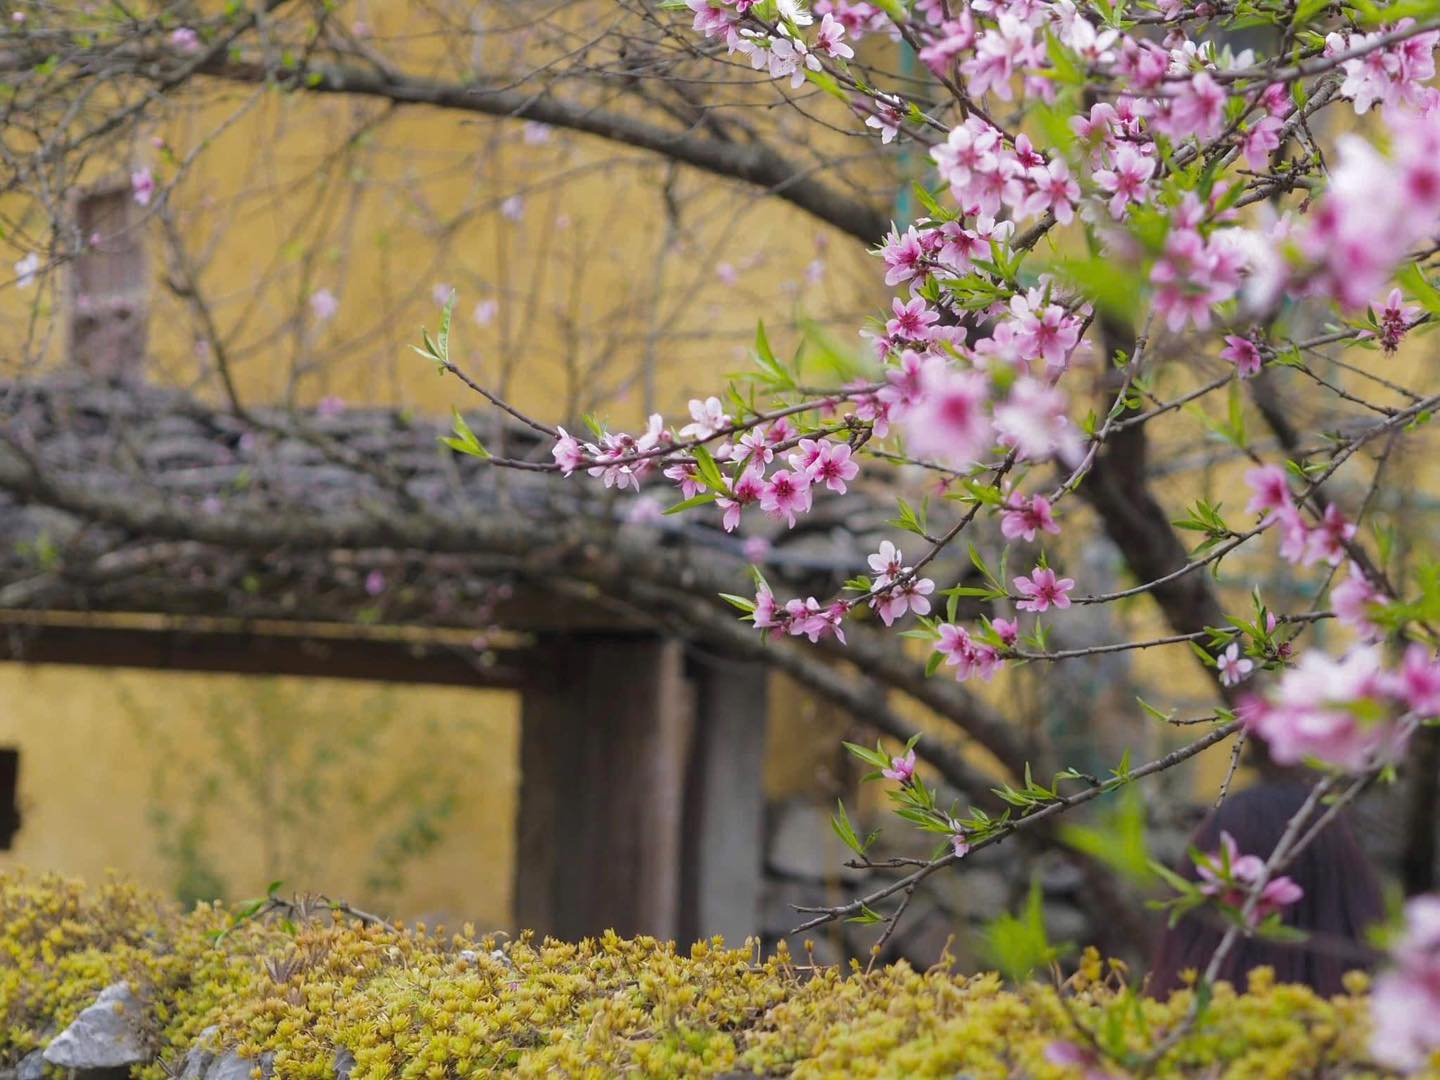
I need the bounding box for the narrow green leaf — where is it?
[663,492,719,515]
[691,445,728,493]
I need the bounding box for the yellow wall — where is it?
[0,666,519,925]
[0,11,878,424]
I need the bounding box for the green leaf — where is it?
[691,445,728,493]
[848,903,885,925]
[1149,860,1198,896]
[440,407,491,459]
[867,0,908,22]
[888,497,929,538]
[1059,786,1154,884]
[1355,0,1440,24]
[800,318,872,383]
[831,800,874,857]
[1223,378,1246,448]
[911,183,951,221]
[843,741,893,768]
[805,67,849,102]
[663,492,719,515]
[1137,697,1176,725]
[755,320,776,366]
[1052,254,1143,322]
[1043,28,1085,87]
[1398,262,1440,315]
[437,290,455,362]
[979,878,1068,982]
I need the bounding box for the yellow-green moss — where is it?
[0,871,1433,1078]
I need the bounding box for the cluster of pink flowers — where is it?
[813,0,959,42]
[1371,893,1440,1071]
[866,541,936,626]
[687,0,1440,330]
[869,296,1087,473]
[1331,562,1390,642]
[552,415,671,491]
[1329,20,1439,116]
[689,0,1105,483]
[752,582,849,644]
[1244,464,1359,569]
[1374,287,1423,353]
[1014,565,1074,613]
[556,396,870,537]
[1146,193,1247,332]
[540,0,1440,670]
[685,0,854,88]
[743,539,939,645]
[1300,107,1440,310]
[932,122,1082,224]
[1240,644,1440,771]
[131,167,155,208]
[1196,830,1304,926]
[935,622,1004,683]
[882,747,917,783]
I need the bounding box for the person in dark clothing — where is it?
[1149,782,1385,998]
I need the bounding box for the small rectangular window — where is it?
[0,749,19,850]
[68,181,148,380]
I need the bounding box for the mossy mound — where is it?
[0,871,1428,1078]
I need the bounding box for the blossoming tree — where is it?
[5,0,1440,1063]
[435,0,1440,1063]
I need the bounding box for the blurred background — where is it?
[0,0,1435,972]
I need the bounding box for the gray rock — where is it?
[206,1051,273,1080]
[42,982,148,1070]
[889,903,967,968]
[456,948,511,970]
[767,801,861,881]
[1040,857,1086,896]
[1042,900,1090,946]
[759,878,823,938]
[333,1048,356,1080]
[17,1052,44,1080]
[179,1026,220,1080]
[767,802,834,880]
[934,866,1011,919]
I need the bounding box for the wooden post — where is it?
[515,636,694,939]
[680,653,767,945]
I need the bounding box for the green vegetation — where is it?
[0,871,1425,1079]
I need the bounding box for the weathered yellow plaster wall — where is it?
[0,666,518,925]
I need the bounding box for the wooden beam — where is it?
[0,622,529,688]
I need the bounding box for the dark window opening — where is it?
[0,749,19,850]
